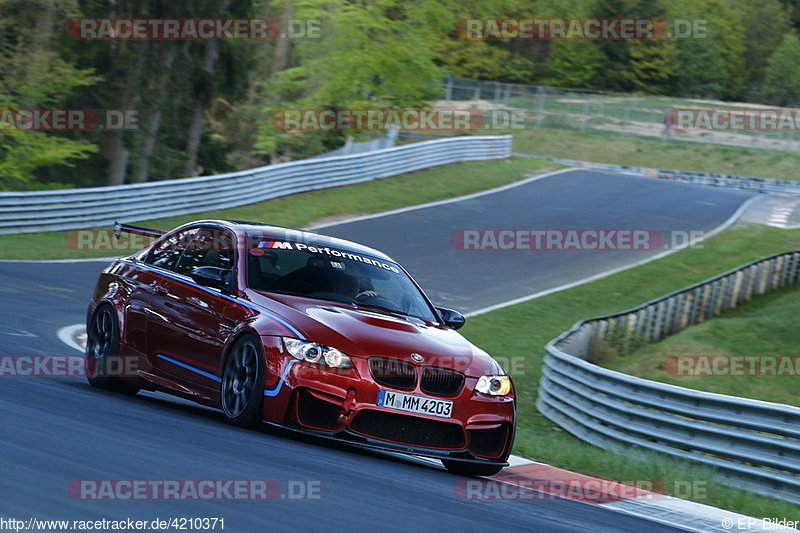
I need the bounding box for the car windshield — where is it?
[245,240,437,322]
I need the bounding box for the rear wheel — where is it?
[220,334,265,428]
[86,305,139,394]
[442,460,504,477]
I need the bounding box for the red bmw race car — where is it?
[86,219,515,475]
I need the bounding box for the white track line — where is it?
[465,195,761,317]
[306,167,578,230]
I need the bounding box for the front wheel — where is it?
[220,334,266,428]
[85,305,139,394]
[442,460,504,477]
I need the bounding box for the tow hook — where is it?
[341,388,357,417]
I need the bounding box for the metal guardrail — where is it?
[513,153,800,196]
[0,135,511,234]
[537,250,800,504]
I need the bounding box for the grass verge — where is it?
[0,158,558,260]
[605,284,800,407]
[500,127,800,181]
[460,223,800,519]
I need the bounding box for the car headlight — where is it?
[475,375,512,396]
[282,338,352,368]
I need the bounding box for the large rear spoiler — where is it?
[114,221,166,240]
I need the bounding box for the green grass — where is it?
[459,223,800,519]
[0,158,559,260]
[493,127,800,181]
[605,284,800,407]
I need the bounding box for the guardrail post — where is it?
[730,270,744,308]
[717,276,730,314]
[773,255,786,289]
[698,283,712,322]
[679,291,692,329]
[757,261,770,295]
[790,252,800,284]
[743,264,756,301]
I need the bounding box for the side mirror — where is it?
[191,266,230,291]
[436,307,466,330]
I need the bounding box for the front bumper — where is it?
[265,422,511,466]
[262,351,516,464]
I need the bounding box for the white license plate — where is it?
[376,389,453,418]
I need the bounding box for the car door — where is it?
[145,227,239,391]
[120,228,195,357]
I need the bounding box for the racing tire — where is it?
[86,305,140,394]
[220,334,266,428]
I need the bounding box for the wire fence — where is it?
[443,76,800,153]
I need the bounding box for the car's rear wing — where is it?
[114,221,166,240]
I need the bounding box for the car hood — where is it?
[248,291,503,377]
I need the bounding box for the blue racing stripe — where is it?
[119,259,305,339]
[155,353,221,382]
[260,310,305,339]
[119,260,260,314]
[264,359,296,397]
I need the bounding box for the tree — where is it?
[737,0,790,88]
[434,39,516,81]
[764,32,800,105]
[0,0,98,190]
[674,33,727,98]
[544,41,603,88]
[664,1,731,98]
[256,0,449,160]
[623,38,678,94]
[589,0,673,92]
[665,0,747,99]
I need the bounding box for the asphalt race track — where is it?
[320,169,755,313]
[0,168,756,532]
